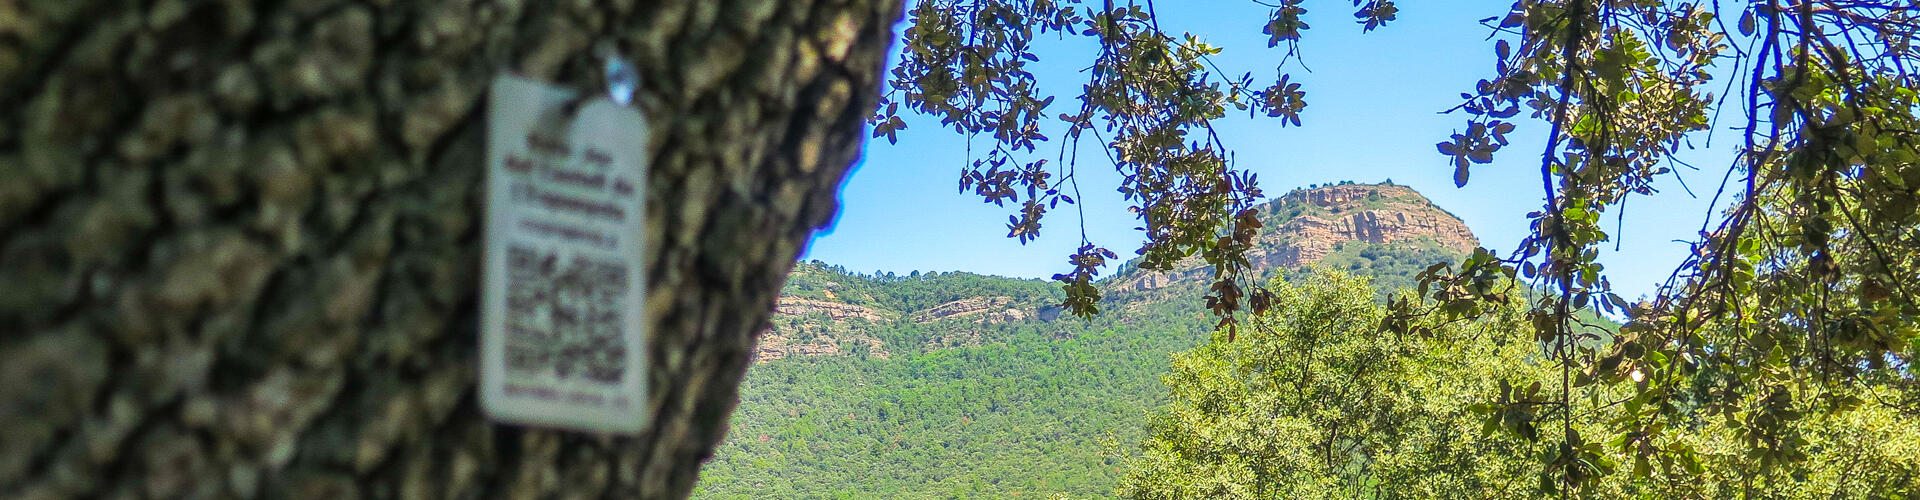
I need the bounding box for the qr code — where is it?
[504,245,629,384]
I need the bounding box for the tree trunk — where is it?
[0,0,900,498]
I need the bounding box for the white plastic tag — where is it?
[481,74,649,434]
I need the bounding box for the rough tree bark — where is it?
[0,0,900,498]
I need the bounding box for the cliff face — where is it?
[752,263,1063,362]
[755,298,892,362]
[755,294,1035,362]
[1257,184,1477,267]
[754,331,888,363]
[1115,183,1478,292]
[775,298,888,323]
[909,296,1024,323]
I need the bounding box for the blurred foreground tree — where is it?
[0,0,898,498]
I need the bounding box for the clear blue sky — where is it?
[802,1,1738,302]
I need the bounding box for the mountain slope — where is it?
[696,182,1480,498]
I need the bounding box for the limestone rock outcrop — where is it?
[754,332,888,363]
[775,297,888,323]
[757,298,892,362]
[909,296,1019,323]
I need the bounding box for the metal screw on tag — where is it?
[604,55,637,106]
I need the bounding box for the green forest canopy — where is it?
[698,261,1218,498]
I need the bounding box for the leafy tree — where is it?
[1407,0,1920,492]
[1118,271,1545,498]
[1122,270,1920,498]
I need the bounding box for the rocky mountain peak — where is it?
[1280,182,1414,207]
[1115,182,1478,292]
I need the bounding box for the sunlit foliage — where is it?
[1122,271,1920,498]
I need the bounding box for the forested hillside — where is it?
[695,183,1477,498]
[697,181,1917,500]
